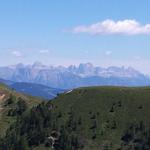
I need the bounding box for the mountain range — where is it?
[0,62,150,89]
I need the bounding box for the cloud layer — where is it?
[12,51,23,57]
[71,19,150,35]
[39,49,49,54]
[105,50,112,56]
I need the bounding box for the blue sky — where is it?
[0,0,150,74]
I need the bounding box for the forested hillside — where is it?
[1,86,150,150]
[0,83,42,138]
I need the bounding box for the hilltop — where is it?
[1,86,150,149]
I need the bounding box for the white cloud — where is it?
[134,56,141,60]
[71,19,150,35]
[12,51,23,57]
[39,49,49,54]
[105,50,112,56]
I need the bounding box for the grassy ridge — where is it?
[51,86,150,149]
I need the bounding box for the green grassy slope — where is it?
[0,83,42,137]
[51,86,150,149]
[1,86,150,150]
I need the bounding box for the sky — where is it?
[0,0,150,74]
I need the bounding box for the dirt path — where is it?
[0,94,5,101]
[0,94,5,119]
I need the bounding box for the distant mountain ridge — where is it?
[9,82,65,100]
[0,62,150,89]
[0,79,64,100]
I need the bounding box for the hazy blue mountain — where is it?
[0,78,64,99]
[10,82,65,100]
[0,62,150,89]
[0,78,14,85]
